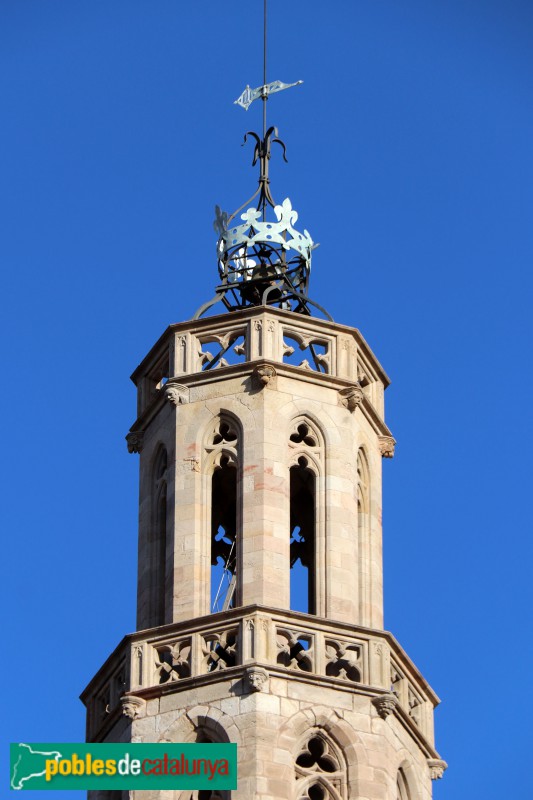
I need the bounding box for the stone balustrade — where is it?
[130,308,389,421]
[82,606,438,746]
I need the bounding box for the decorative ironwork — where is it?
[193,1,331,321]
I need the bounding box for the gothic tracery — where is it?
[295,733,346,800]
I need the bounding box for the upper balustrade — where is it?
[130,307,390,424]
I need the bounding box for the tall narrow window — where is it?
[206,418,240,613]
[289,420,321,615]
[211,456,237,611]
[290,457,316,614]
[148,446,167,627]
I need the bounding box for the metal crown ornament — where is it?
[193,110,331,321]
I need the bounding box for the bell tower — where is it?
[82,28,446,800]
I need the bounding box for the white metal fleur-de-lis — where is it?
[241,207,262,226]
[233,247,256,280]
[213,204,228,236]
[274,197,298,227]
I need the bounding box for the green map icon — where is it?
[10,743,63,790]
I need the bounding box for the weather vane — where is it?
[234,80,303,115]
[234,0,303,138]
[193,0,331,322]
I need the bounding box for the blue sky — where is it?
[2,2,532,798]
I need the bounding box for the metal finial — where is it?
[241,125,287,216]
[192,0,331,322]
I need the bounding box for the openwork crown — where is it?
[213,197,314,309]
[193,122,330,320]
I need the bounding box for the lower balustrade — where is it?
[82,606,436,744]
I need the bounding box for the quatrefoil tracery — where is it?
[276,629,313,672]
[155,640,191,684]
[202,630,237,673]
[325,640,361,683]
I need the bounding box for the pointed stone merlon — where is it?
[427,758,448,780]
[372,692,399,719]
[126,431,144,454]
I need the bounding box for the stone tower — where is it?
[82,102,446,800]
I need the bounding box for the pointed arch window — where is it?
[148,446,168,627]
[295,732,346,800]
[181,730,231,800]
[396,768,411,800]
[289,421,322,615]
[206,417,241,613]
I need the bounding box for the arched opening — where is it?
[181,730,231,800]
[295,731,345,800]
[208,418,240,613]
[211,456,237,611]
[290,456,316,614]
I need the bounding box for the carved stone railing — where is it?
[389,654,435,743]
[130,308,389,420]
[84,651,128,744]
[82,606,438,746]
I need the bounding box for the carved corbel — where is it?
[126,431,144,454]
[427,759,448,780]
[338,385,364,412]
[371,692,398,720]
[244,666,269,693]
[378,435,396,458]
[252,364,277,388]
[120,695,146,720]
[165,383,190,406]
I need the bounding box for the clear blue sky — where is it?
[2,2,532,798]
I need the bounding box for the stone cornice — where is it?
[127,360,395,441]
[85,662,442,760]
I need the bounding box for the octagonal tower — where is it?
[82,76,446,800]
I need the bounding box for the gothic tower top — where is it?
[194,1,331,322]
[83,8,446,794]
